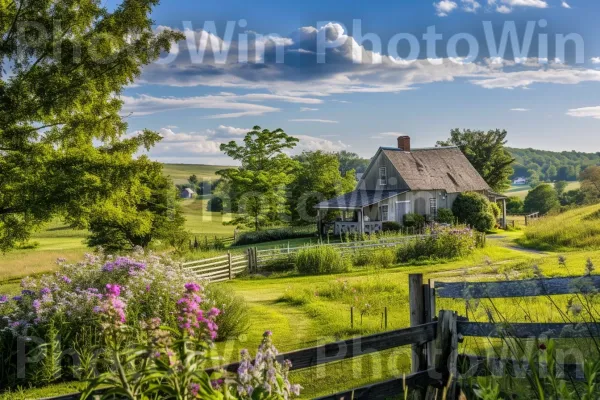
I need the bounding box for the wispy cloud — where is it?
[510,108,530,111]
[567,106,600,119]
[561,1,571,8]
[300,107,319,112]
[592,57,600,64]
[289,119,339,124]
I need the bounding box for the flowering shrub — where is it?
[0,249,249,388]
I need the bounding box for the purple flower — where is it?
[264,330,273,337]
[21,289,35,296]
[40,287,51,296]
[12,296,22,301]
[60,275,72,284]
[0,295,8,303]
[184,282,201,293]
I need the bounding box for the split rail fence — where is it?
[44,273,600,400]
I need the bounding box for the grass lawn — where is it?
[504,181,581,200]
[0,198,236,285]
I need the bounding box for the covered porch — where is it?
[314,190,407,236]
[486,190,508,229]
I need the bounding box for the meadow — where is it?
[162,163,230,185]
[519,202,600,251]
[505,181,581,200]
[6,230,600,399]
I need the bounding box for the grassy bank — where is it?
[519,203,600,251]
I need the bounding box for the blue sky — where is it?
[118,0,600,164]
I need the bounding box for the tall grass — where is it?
[521,204,600,251]
[295,246,350,275]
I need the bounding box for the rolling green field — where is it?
[162,163,231,184]
[504,181,581,199]
[0,197,236,283]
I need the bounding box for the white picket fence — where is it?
[255,234,427,266]
[182,234,430,282]
[181,252,248,283]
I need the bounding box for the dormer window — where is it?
[379,167,387,186]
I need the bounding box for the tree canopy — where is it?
[524,184,560,215]
[217,126,299,231]
[289,151,356,225]
[509,148,600,182]
[0,0,184,251]
[437,129,515,192]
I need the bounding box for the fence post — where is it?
[409,274,427,374]
[425,310,459,400]
[253,247,258,272]
[228,251,232,280]
[424,279,436,368]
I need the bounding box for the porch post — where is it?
[317,209,322,237]
[358,208,364,235]
[502,198,507,229]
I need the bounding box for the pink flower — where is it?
[106,284,121,297]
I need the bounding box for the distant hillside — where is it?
[507,148,600,182]
[162,164,232,185]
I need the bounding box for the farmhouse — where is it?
[316,136,507,234]
[180,187,196,199]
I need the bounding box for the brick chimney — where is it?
[397,136,411,152]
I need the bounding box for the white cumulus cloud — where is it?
[434,0,458,16]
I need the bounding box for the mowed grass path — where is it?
[209,239,557,398]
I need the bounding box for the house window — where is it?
[379,167,387,186]
[381,205,389,221]
[429,198,437,217]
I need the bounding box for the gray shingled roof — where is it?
[382,147,491,193]
[315,190,408,210]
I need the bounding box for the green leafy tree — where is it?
[546,165,558,181]
[437,129,515,192]
[554,181,568,196]
[218,126,299,231]
[188,174,199,185]
[524,184,560,215]
[87,162,188,252]
[506,196,525,214]
[0,0,183,251]
[337,151,370,175]
[580,166,600,204]
[289,151,356,225]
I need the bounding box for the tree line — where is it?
[508,148,600,184]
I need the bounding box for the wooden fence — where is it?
[254,234,427,268]
[183,234,434,280]
[181,252,248,282]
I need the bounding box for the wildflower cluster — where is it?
[236,331,302,399]
[177,282,220,339]
[94,284,127,329]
